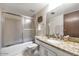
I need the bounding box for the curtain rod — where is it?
[2,12,22,17]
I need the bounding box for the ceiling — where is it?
[0,3,47,17]
[2,13,21,20]
[47,3,79,19]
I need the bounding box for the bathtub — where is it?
[0,41,39,56]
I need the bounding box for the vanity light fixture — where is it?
[38,24,41,31]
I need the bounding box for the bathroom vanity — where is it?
[35,36,79,56]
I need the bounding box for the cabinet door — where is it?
[39,46,48,56]
[43,46,57,56]
[47,49,57,56]
[39,45,57,56]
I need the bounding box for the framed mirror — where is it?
[46,3,79,38]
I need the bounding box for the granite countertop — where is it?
[35,36,79,56]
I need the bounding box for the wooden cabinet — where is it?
[35,39,72,56]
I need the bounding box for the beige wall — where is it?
[35,6,48,36]
[0,10,1,49]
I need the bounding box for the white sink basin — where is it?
[47,39,63,44]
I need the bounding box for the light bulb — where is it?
[25,19,31,24]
